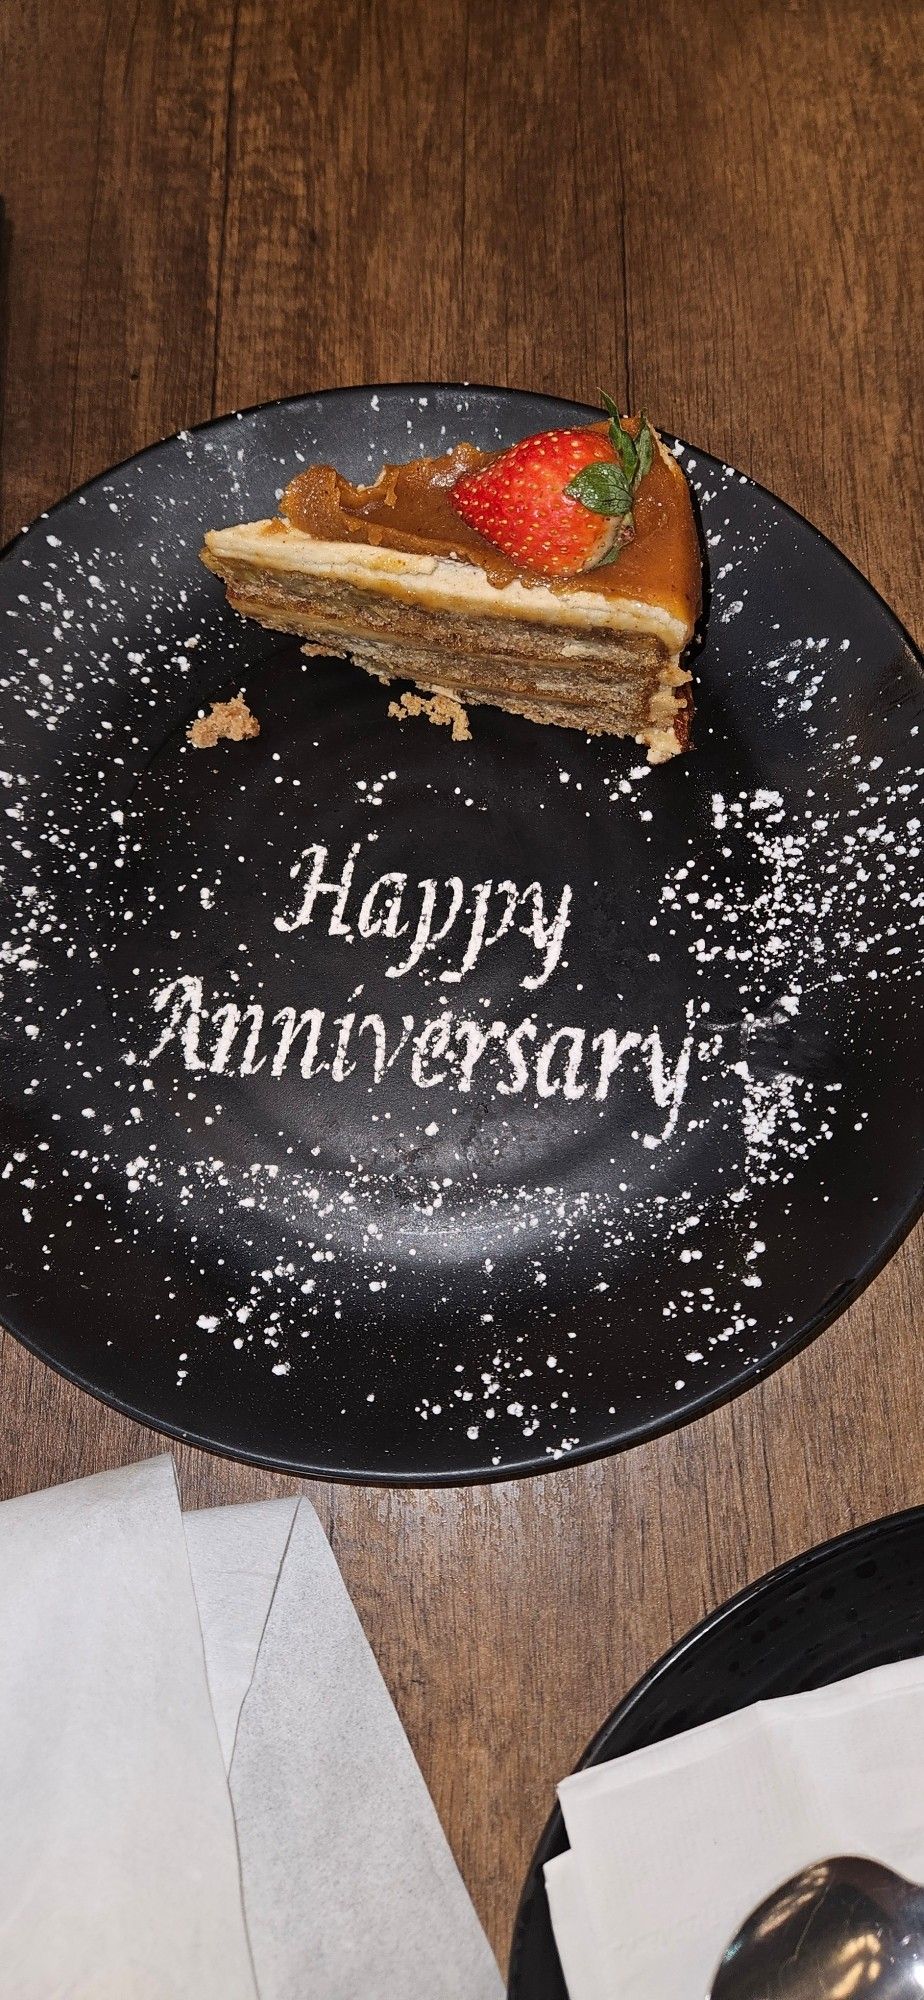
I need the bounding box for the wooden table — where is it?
[1,0,921,1971]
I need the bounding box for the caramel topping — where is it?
[281,424,701,623]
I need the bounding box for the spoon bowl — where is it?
[709,1856,924,1999]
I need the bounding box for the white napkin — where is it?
[546,1653,924,2000]
[184,1495,298,1767]
[0,1456,257,2000]
[0,1457,502,2000]
[229,1497,502,2000]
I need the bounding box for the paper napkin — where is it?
[0,1456,502,2000]
[184,1494,298,1768]
[545,1653,924,2000]
[229,1497,502,2000]
[0,1456,257,2000]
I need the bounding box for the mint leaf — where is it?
[565,461,634,516]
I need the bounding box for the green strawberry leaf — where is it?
[599,391,638,482]
[613,426,638,483]
[635,413,654,482]
[598,392,655,491]
[596,515,636,560]
[565,461,634,516]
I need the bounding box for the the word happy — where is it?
[273,843,572,989]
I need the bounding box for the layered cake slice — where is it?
[200,400,701,761]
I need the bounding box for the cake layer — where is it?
[203,562,692,762]
[200,417,700,763]
[202,522,694,656]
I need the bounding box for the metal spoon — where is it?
[708,1856,924,1999]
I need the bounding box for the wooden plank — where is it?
[0,0,237,537]
[0,0,922,1969]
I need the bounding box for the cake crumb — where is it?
[387,689,471,742]
[187,694,260,748]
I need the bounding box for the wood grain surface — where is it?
[1,0,922,1971]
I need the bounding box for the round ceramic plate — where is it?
[508,1505,924,1996]
[0,386,921,1481]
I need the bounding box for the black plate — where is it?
[0,386,922,1482]
[508,1505,924,1996]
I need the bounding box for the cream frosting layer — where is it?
[202,522,694,656]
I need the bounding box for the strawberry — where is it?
[449,396,655,579]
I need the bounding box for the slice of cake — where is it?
[200,400,701,761]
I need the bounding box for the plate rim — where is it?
[506,1501,924,1992]
[1,382,922,1486]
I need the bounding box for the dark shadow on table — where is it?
[0,200,11,533]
